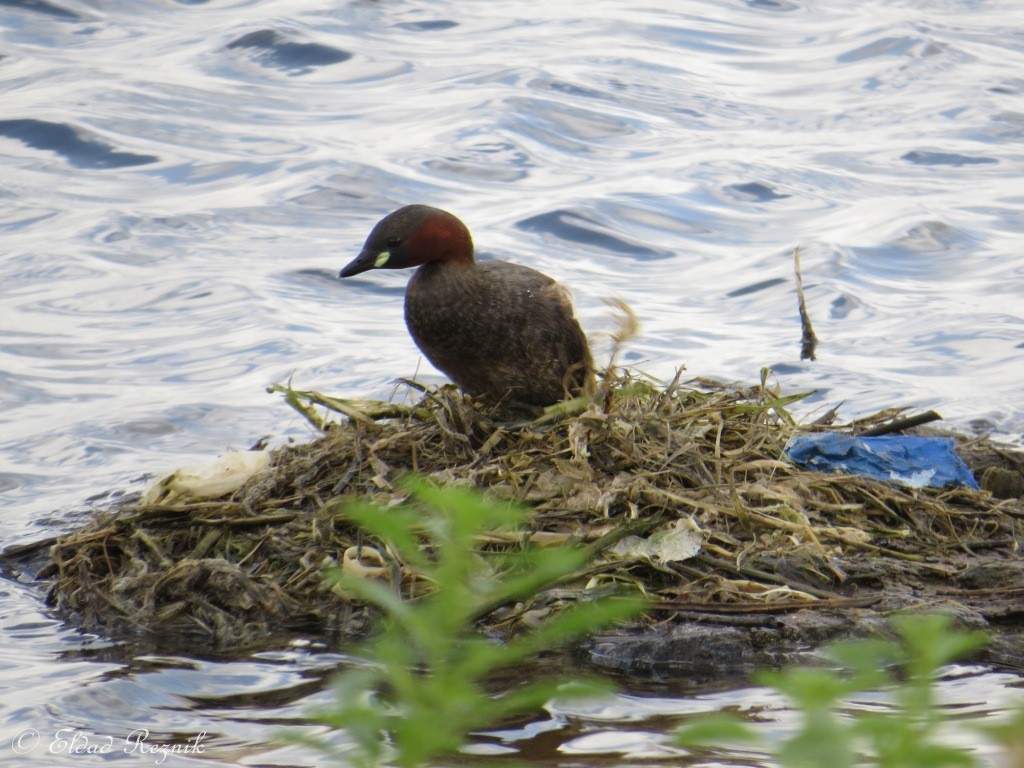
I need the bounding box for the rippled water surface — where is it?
[2,0,1023,764]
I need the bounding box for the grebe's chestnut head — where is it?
[339,204,473,278]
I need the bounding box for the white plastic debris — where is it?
[142,449,272,505]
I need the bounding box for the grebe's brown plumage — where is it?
[340,205,593,407]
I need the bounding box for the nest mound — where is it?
[27,373,1024,652]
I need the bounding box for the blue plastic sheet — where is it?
[784,433,979,490]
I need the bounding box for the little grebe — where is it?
[339,205,594,407]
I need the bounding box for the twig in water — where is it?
[793,247,818,361]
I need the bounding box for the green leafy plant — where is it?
[296,477,645,768]
[675,613,995,768]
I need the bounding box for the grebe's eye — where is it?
[386,236,402,248]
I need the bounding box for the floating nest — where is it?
[11,370,1024,653]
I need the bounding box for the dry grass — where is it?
[40,369,1024,649]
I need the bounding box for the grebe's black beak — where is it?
[339,248,387,278]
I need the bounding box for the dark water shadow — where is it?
[902,150,998,167]
[225,29,352,75]
[0,0,82,21]
[517,209,671,260]
[0,119,158,168]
